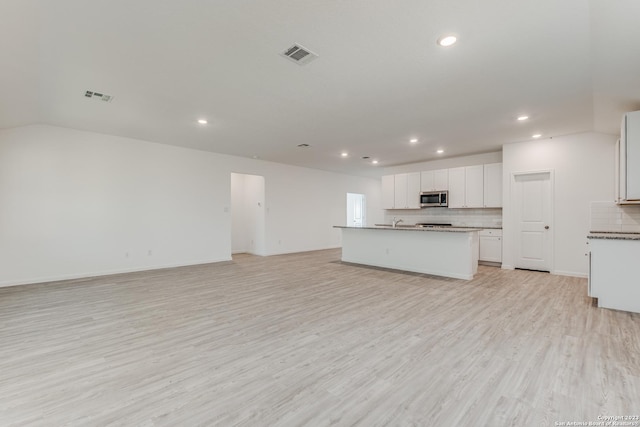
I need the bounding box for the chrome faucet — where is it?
[391,217,403,227]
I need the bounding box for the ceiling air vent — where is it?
[84,90,113,102]
[297,143,311,148]
[281,44,318,66]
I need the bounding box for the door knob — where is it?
[544,225,549,230]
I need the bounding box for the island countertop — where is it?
[333,225,482,233]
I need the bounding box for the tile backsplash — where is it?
[383,208,502,228]
[590,201,640,233]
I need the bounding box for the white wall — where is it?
[502,132,617,277]
[0,125,382,286]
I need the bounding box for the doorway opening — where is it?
[230,173,266,256]
[346,193,366,227]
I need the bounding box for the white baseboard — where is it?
[266,245,341,256]
[0,257,233,289]
[552,270,588,278]
[499,264,586,278]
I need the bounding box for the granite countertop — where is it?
[373,224,501,229]
[587,232,640,240]
[455,226,502,230]
[334,225,482,233]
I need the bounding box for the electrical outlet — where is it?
[148,250,152,256]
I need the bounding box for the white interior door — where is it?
[347,193,366,227]
[513,172,552,272]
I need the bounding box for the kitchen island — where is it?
[334,226,481,280]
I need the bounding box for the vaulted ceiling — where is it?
[2,0,639,177]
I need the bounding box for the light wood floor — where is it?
[1,249,639,426]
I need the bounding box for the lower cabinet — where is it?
[479,229,502,263]
[588,237,640,314]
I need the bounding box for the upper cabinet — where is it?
[465,165,485,207]
[448,165,484,208]
[383,163,502,210]
[448,167,465,208]
[394,173,408,208]
[382,172,421,209]
[483,163,503,208]
[618,110,640,203]
[406,172,421,209]
[381,175,395,209]
[420,169,448,191]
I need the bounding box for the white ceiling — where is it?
[2,0,640,177]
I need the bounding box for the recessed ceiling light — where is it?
[197,119,208,125]
[532,134,542,138]
[517,115,529,121]
[437,35,457,47]
[341,152,348,157]
[252,155,259,159]
[372,160,379,165]
[436,149,444,154]
[410,138,418,144]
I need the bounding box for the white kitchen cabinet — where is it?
[448,165,484,208]
[384,172,420,209]
[381,175,395,209]
[466,165,484,207]
[448,167,465,208]
[483,163,503,208]
[589,236,640,313]
[394,173,407,209]
[406,172,421,208]
[420,169,448,191]
[618,110,640,203]
[479,229,502,263]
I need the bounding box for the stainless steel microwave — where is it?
[420,191,448,207]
